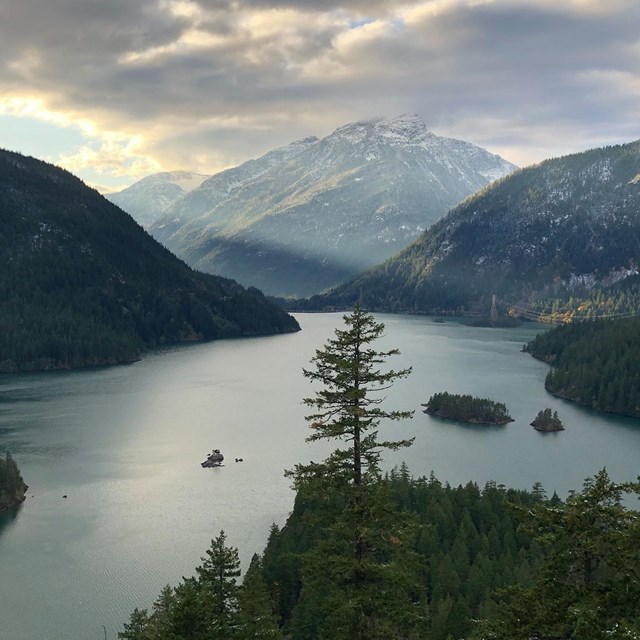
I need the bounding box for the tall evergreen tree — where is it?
[287,305,424,639]
[118,608,150,640]
[237,554,283,639]
[289,304,414,493]
[196,530,242,639]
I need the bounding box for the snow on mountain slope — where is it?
[147,115,517,297]
[107,171,210,229]
[317,139,640,313]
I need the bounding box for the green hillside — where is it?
[0,453,27,512]
[0,149,299,372]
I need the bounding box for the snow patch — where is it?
[566,266,639,291]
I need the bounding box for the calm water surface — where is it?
[1,313,639,639]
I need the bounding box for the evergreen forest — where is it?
[120,471,548,640]
[424,392,513,425]
[526,317,640,417]
[119,468,640,640]
[530,408,564,431]
[0,149,299,372]
[296,140,640,316]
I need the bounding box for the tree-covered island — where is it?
[423,392,514,425]
[0,452,27,512]
[531,408,564,432]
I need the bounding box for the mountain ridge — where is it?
[303,139,640,314]
[140,114,516,297]
[106,170,210,229]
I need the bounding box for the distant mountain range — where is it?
[111,115,516,297]
[106,171,210,229]
[306,140,640,314]
[0,149,298,372]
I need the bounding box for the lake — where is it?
[1,313,639,639]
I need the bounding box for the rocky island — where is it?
[423,392,514,425]
[531,408,565,432]
[0,453,27,512]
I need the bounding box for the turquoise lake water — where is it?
[1,313,639,639]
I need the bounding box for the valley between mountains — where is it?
[109,114,516,298]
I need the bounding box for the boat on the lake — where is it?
[201,449,224,468]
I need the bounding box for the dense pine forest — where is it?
[0,453,27,512]
[261,470,545,639]
[120,468,640,640]
[0,149,299,372]
[506,272,640,323]
[424,392,513,425]
[526,317,640,417]
[120,471,547,640]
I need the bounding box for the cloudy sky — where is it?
[1,0,639,192]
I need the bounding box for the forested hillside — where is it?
[120,469,640,640]
[261,471,544,639]
[520,272,640,323]
[303,140,640,314]
[121,472,548,640]
[526,317,640,417]
[0,149,299,372]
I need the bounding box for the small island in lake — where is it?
[531,408,565,432]
[423,392,514,425]
[0,453,28,513]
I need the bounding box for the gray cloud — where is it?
[1,0,638,178]
[193,0,416,12]
[2,0,186,59]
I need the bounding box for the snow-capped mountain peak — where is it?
[141,114,517,297]
[374,113,435,146]
[326,114,432,147]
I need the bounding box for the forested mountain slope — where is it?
[148,114,516,297]
[308,140,640,313]
[0,149,299,372]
